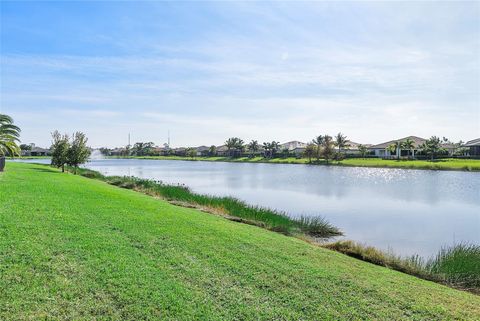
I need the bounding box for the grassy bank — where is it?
[72,166,341,238]
[114,155,480,171]
[1,163,479,319]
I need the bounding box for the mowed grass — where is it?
[118,155,480,171]
[1,163,479,320]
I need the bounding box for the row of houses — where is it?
[162,136,480,158]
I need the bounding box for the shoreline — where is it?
[104,155,480,172]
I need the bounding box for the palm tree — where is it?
[303,144,316,163]
[358,144,368,158]
[321,135,335,163]
[247,140,259,157]
[312,135,324,162]
[401,138,415,159]
[0,114,21,170]
[387,143,398,159]
[334,132,349,153]
[225,137,244,157]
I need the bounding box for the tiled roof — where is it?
[369,136,426,149]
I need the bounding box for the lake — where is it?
[15,158,480,257]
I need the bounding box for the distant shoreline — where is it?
[106,155,480,172]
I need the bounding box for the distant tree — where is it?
[358,144,368,158]
[262,141,280,159]
[132,142,155,156]
[401,138,415,158]
[303,144,316,163]
[20,144,32,151]
[312,135,325,161]
[208,145,217,156]
[280,148,290,158]
[67,132,91,174]
[51,130,70,172]
[247,140,259,157]
[420,136,444,161]
[321,135,335,163]
[99,147,110,156]
[334,132,349,154]
[387,143,399,159]
[0,114,21,159]
[186,147,196,159]
[225,137,244,157]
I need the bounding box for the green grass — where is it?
[115,155,480,171]
[1,162,479,320]
[72,166,341,238]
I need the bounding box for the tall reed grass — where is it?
[325,240,480,293]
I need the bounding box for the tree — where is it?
[312,135,324,161]
[401,138,415,158]
[20,144,32,151]
[186,147,196,159]
[132,142,155,156]
[208,145,217,156]
[225,137,244,157]
[262,141,280,159]
[387,143,399,159]
[0,114,21,159]
[358,144,368,158]
[334,132,349,154]
[321,135,335,163]
[67,132,91,174]
[420,136,444,161]
[247,140,259,157]
[303,144,316,163]
[51,130,70,172]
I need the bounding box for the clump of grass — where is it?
[324,240,480,293]
[69,167,342,239]
[297,216,343,238]
[426,243,480,290]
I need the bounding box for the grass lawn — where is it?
[1,163,479,320]
[118,155,480,171]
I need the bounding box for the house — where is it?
[279,141,307,156]
[340,141,372,155]
[195,146,210,157]
[464,138,480,156]
[173,147,186,156]
[368,136,427,158]
[21,146,51,156]
[216,145,229,156]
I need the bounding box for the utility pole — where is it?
[168,130,170,148]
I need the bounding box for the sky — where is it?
[1,1,479,148]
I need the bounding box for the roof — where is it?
[279,141,307,151]
[344,140,372,149]
[195,146,210,151]
[216,145,228,152]
[369,136,426,149]
[464,138,480,147]
[31,146,50,152]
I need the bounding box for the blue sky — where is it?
[1,1,479,147]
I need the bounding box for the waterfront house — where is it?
[279,141,307,156]
[216,145,229,156]
[340,141,372,155]
[195,146,210,157]
[464,138,480,156]
[368,136,427,158]
[173,147,186,156]
[21,146,51,157]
